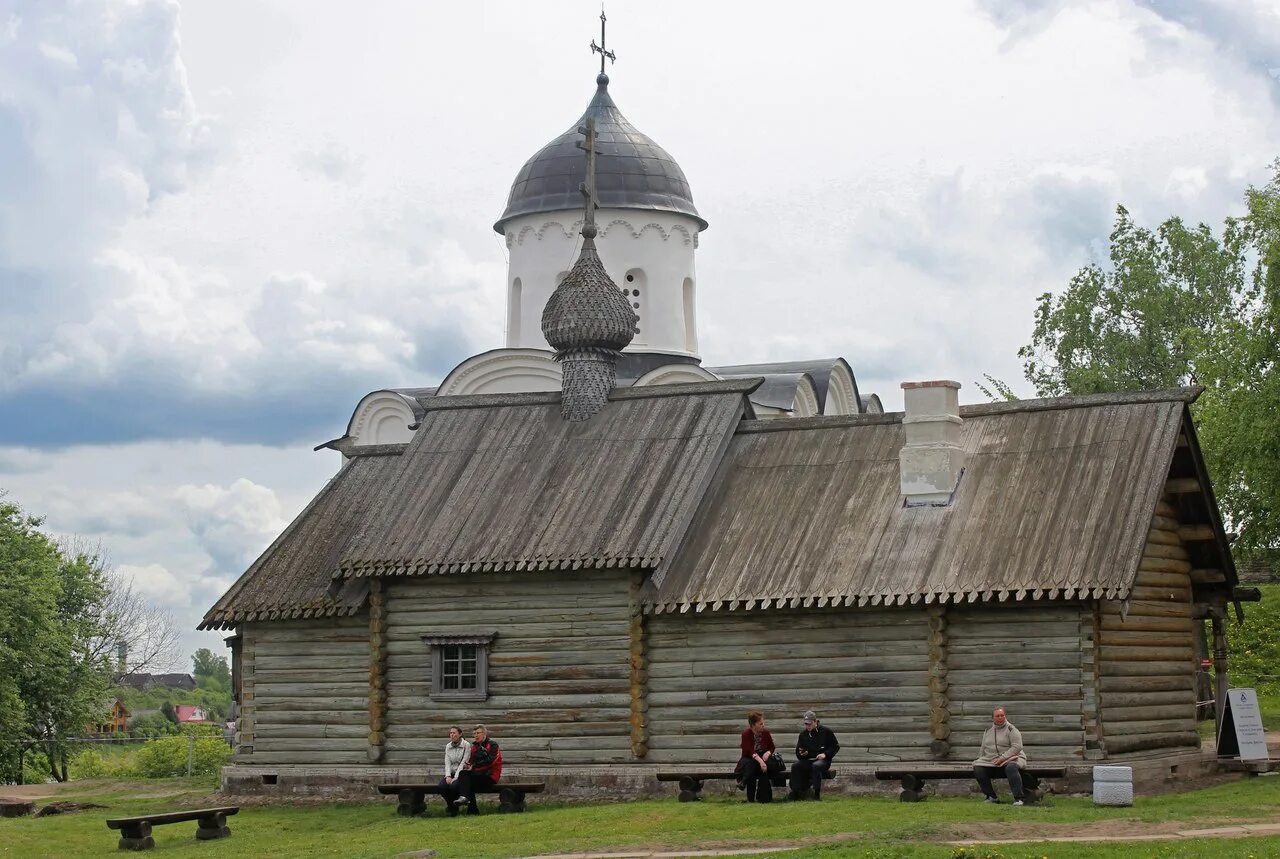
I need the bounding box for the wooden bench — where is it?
[874,767,1065,803]
[105,806,239,850]
[377,782,545,815]
[656,769,834,802]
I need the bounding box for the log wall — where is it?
[1096,497,1200,755]
[945,603,1087,761]
[645,607,933,764]
[383,570,634,766]
[239,614,371,765]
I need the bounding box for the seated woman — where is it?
[736,710,778,803]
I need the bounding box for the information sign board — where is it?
[1217,687,1269,762]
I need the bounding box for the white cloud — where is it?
[173,478,287,573]
[117,562,190,607]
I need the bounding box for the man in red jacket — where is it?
[457,724,503,815]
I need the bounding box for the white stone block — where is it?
[1093,765,1133,806]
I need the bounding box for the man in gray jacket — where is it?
[972,707,1026,805]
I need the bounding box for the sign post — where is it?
[1217,687,1269,761]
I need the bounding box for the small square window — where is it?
[421,633,495,701]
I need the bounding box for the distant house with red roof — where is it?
[174,705,212,725]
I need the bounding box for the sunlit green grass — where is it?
[3,775,1280,858]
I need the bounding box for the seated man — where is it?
[456,723,503,815]
[788,710,839,800]
[972,707,1027,805]
[438,725,471,816]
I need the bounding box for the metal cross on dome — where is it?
[576,117,601,237]
[590,8,616,76]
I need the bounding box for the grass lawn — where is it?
[4,776,1280,859]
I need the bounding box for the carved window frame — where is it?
[421,632,496,701]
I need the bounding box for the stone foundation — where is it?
[221,748,1225,802]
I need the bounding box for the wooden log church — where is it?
[202,380,1240,794]
[201,36,1243,795]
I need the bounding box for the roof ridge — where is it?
[419,378,764,413]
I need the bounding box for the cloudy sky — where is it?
[2,0,1279,665]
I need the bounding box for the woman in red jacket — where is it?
[736,710,778,802]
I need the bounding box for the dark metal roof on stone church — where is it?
[648,389,1204,612]
[339,380,753,577]
[494,76,706,234]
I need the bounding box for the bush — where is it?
[134,736,230,778]
[130,712,180,739]
[70,748,112,779]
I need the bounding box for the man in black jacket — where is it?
[788,710,839,800]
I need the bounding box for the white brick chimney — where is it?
[899,380,965,506]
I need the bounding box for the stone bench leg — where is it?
[397,788,427,817]
[117,821,155,851]
[898,774,926,802]
[196,811,232,840]
[677,776,704,802]
[498,788,527,813]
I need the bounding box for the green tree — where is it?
[0,499,61,784]
[1019,162,1280,556]
[192,648,230,689]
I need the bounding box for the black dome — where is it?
[494,76,707,234]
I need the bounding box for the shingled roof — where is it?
[201,381,755,628]
[648,388,1223,612]
[199,448,400,630]
[339,380,754,577]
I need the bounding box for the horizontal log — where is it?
[1132,571,1192,590]
[1165,477,1201,494]
[1128,586,1191,603]
[1103,732,1199,754]
[946,684,1083,700]
[386,637,630,655]
[252,738,365,752]
[253,655,372,671]
[650,625,931,649]
[648,641,930,661]
[1101,690,1197,708]
[948,701,1083,718]
[644,704,931,724]
[949,608,1085,624]
[1178,525,1216,542]
[948,652,1081,671]
[1142,542,1190,562]
[386,722,630,739]
[1099,645,1193,662]
[252,671,369,685]
[386,668,631,688]
[384,692,629,709]
[1104,718,1198,737]
[1146,528,1181,547]
[947,669,1082,685]
[249,641,370,657]
[1099,675,1193,693]
[1101,704,1195,723]
[1097,630,1191,647]
[948,637,1083,654]
[646,675,920,697]
[252,724,371,739]
[1099,662,1193,678]
[388,608,631,627]
[1100,601,1192,619]
[651,610,923,631]
[1139,557,1192,575]
[947,730,1083,745]
[648,655,927,678]
[949,714,1084,730]
[384,735,630,753]
[384,707,633,722]
[1190,569,1226,584]
[240,751,373,765]
[253,697,368,711]
[1150,514,1179,532]
[1155,499,1178,517]
[250,682,368,697]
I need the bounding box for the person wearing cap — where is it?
[789,710,839,800]
[972,707,1027,805]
